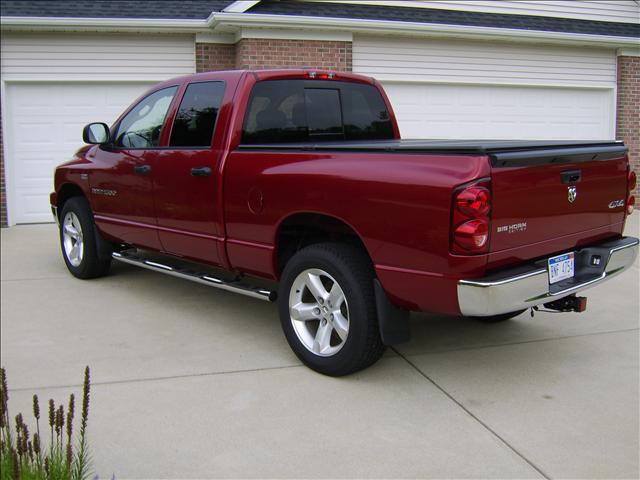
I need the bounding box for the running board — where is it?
[112,251,276,301]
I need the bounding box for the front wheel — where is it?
[278,243,385,376]
[59,196,112,279]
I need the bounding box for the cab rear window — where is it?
[242,80,393,144]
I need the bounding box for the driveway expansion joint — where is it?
[391,346,551,480]
[7,363,304,392]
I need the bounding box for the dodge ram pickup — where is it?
[50,69,638,376]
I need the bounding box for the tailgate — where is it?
[488,144,629,265]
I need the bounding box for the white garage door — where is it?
[354,36,616,141]
[383,83,614,140]
[4,82,153,224]
[1,32,195,225]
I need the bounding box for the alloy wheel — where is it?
[62,211,84,267]
[288,268,350,357]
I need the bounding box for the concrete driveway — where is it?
[1,215,638,479]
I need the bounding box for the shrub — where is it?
[0,366,92,480]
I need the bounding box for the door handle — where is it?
[134,164,152,175]
[561,169,581,184]
[191,166,212,177]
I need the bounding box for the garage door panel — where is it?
[19,193,51,223]
[6,82,153,224]
[383,83,613,140]
[19,158,54,180]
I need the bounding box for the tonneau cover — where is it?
[238,139,624,153]
[238,139,627,167]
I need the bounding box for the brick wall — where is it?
[195,43,236,73]
[616,55,640,196]
[235,39,352,71]
[0,102,6,227]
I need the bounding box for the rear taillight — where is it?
[451,179,491,254]
[627,170,636,216]
[455,186,491,217]
[454,219,489,250]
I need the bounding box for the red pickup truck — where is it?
[50,69,638,375]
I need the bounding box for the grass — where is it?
[0,366,92,480]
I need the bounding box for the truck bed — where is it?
[239,138,630,268]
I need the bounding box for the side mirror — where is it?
[82,122,110,145]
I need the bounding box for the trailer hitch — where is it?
[531,294,588,316]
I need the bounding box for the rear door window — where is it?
[241,80,393,144]
[170,81,225,147]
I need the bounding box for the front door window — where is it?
[113,86,177,148]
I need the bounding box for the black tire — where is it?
[278,243,385,376]
[471,309,526,323]
[59,196,112,279]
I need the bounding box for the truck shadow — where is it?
[106,261,631,375]
[400,309,589,358]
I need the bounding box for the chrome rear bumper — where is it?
[457,236,638,317]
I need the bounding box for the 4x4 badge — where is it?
[568,186,577,203]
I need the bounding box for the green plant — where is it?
[0,366,92,480]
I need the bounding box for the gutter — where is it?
[0,12,638,48]
[214,12,640,48]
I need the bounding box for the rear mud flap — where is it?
[374,279,411,345]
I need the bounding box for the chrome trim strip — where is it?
[112,252,274,301]
[458,237,638,316]
[143,260,173,271]
[202,275,223,284]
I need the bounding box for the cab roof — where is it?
[154,69,376,90]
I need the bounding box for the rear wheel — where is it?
[471,310,526,323]
[278,243,385,376]
[59,196,112,279]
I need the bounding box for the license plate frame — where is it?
[548,252,575,284]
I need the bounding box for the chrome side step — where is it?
[112,251,276,301]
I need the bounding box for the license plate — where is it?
[548,252,575,284]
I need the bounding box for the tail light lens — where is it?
[451,179,491,254]
[627,170,636,216]
[454,219,489,250]
[455,186,491,217]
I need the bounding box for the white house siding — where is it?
[353,36,617,86]
[330,1,640,24]
[353,35,617,140]
[0,32,196,81]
